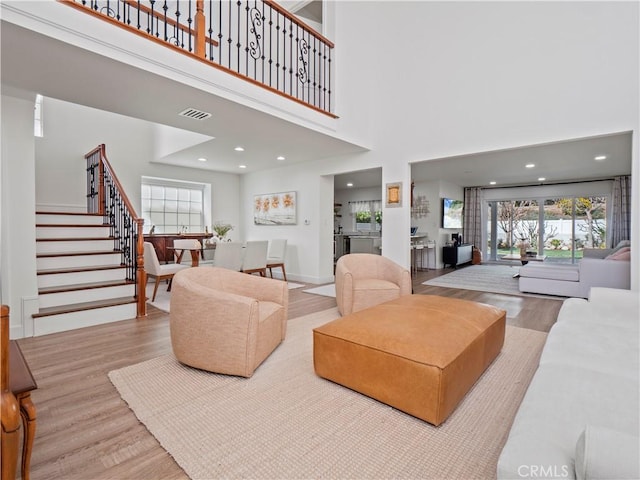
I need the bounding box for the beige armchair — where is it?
[170,267,289,377]
[335,253,412,316]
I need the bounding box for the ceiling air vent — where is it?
[179,108,212,120]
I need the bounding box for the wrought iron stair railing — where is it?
[61,0,335,116]
[86,144,146,317]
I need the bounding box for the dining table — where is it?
[167,244,216,267]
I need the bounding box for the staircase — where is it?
[33,211,139,336]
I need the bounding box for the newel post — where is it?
[194,0,206,59]
[97,144,106,216]
[1,305,20,480]
[136,219,147,318]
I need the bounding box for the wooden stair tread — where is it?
[36,237,115,242]
[35,211,102,216]
[37,250,121,258]
[39,279,135,295]
[36,223,109,228]
[33,297,137,318]
[37,265,126,276]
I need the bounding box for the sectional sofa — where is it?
[518,243,631,298]
[497,287,639,479]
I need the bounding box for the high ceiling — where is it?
[1,14,632,190]
[411,131,632,188]
[334,131,632,191]
[0,19,366,175]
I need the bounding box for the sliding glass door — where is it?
[485,195,608,264]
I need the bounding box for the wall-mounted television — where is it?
[442,198,464,229]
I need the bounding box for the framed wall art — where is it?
[254,191,297,225]
[385,182,402,208]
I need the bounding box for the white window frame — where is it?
[141,176,211,234]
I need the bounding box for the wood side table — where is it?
[9,341,37,480]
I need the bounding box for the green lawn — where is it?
[496,249,584,259]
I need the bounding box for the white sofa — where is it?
[497,287,639,480]
[518,257,630,298]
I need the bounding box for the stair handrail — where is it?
[85,144,146,318]
[60,0,335,116]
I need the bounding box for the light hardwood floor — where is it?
[15,267,563,480]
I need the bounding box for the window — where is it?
[141,177,209,234]
[486,194,608,263]
[350,200,382,232]
[34,94,43,137]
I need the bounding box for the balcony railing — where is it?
[62,0,335,116]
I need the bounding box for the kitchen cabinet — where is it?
[349,236,381,255]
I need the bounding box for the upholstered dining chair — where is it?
[172,238,202,266]
[241,240,269,276]
[143,242,190,301]
[213,241,244,271]
[266,239,288,281]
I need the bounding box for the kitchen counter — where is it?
[349,236,382,255]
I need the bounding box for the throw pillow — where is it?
[605,246,631,260]
[575,425,640,480]
[611,250,631,261]
[612,240,631,253]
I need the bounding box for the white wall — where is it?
[410,180,464,268]
[241,160,338,283]
[1,94,39,338]
[3,1,639,294]
[247,1,639,280]
[36,98,241,234]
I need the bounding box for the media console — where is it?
[442,243,473,269]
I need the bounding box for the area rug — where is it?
[302,283,336,297]
[423,264,564,299]
[286,282,305,289]
[146,280,171,312]
[109,307,547,480]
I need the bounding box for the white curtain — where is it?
[611,175,631,246]
[349,200,381,213]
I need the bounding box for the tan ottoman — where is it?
[313,295,506,425]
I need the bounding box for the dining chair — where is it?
[266,239,287,281]
[213,241,244,271]
[143,242,190,301]
[241,240,268,276]
[172,238,202,266]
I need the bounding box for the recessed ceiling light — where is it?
[594,155,607,161]
[234,146,244,152]
[347,182,353,187]
[197,157,207,162]
[525,163,535,168]
[489,181,497,185]
[277,156,285,161]
[239,164,247,169]
[538,177,546,182]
